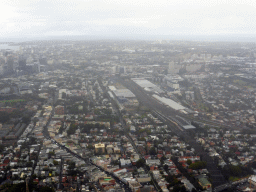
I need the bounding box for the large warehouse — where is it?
[112,89,136,98]
[132,78,164,94]
[153,94,186,111]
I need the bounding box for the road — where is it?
[42,109,131,191]
[125,132,162,192]
[43,130,132,191]
[99,79,160,191]
[98,79,162,192]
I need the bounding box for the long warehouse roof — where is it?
[132,78,164,93]
[113,89,135,98]
[153,94,186,110]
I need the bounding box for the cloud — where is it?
[1,0,256,38]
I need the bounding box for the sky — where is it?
[1,0,256,40]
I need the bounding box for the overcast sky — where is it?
[1,0,256,40]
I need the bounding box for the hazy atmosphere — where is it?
[1,1,256,192]
[1,0,256,41]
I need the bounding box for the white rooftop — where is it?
[113,89,135,98]
[183,125,196,129]
[153,94,186,110]
[132,78,157,88]
[108,86,117,91]
[132,78,164,93]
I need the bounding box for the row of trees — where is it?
[221,165,254,180]
[188,161,207,170]
[67,122,109,136]
[0,110,32,124]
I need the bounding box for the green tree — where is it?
[0,111,10,123]
[136,159,145,168]
[0,183,26,192]
[67,123,77,135]
[29,137,37,145]
[0,144,5,153]
[251,161,256,169]
[39,186,55,192]
[26,161,33,167]
[229,165,242,177]
[149,147,157,155]
[187,159,192,165]
[166,175,175,183]
[68,161,76,170]
[53,160,59,166]
[160,156,167,164]
[163,164,169,172]
[48,151,55,158]
[22,115,31,124]
[173,185,187,192]
[87,144,94,150]
[188,161,207,170]
[138,137,146,141]
[31,174,37,179]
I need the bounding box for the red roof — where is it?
[62,176,67,182]
[144,155,151,159]
[3,159,10,164]
[113,168,123,172]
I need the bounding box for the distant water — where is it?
[0,44,20,51]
